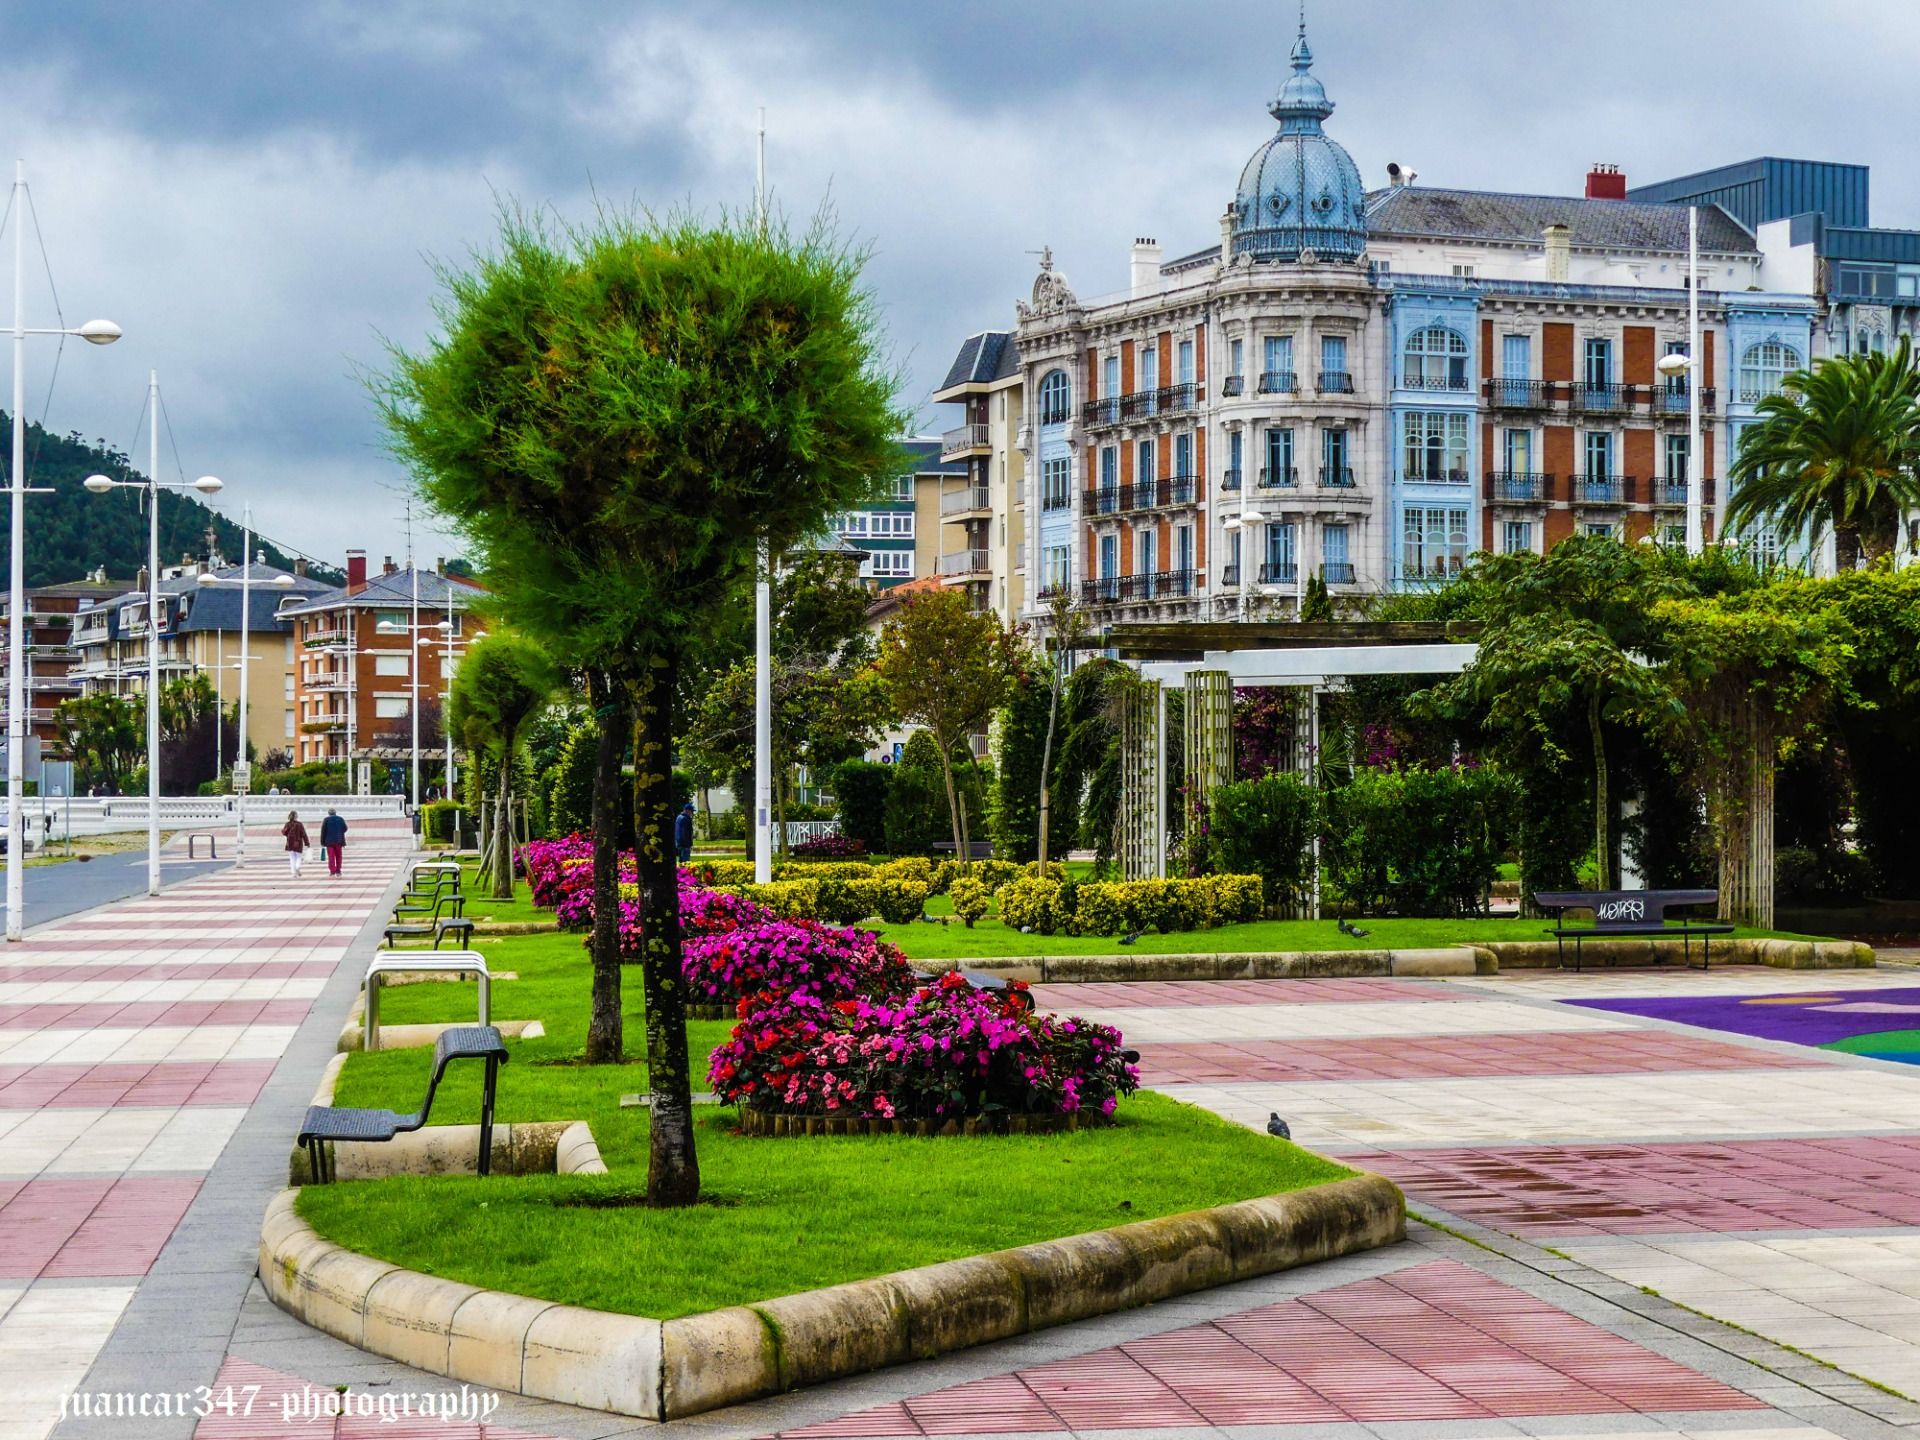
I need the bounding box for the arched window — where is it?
[1037,370,1071,426]
[1404,326,1468,390]
[1739,340,1800,402]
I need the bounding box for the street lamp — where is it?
[197,534,292,855]
[5,162,121,941]
[83,383,222,896]
[1658,204,1706,557]
[1222,509,1260,622]
[376,608,461,812]
[414,627,481,801]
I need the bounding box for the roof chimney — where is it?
[435,556,446,576]
[1543,223,1571,282]
[1585,163,1626,200]
[293,558,308,578]
[345,550,367,595]
[1130,237,1163,298]
[382,555,397,576]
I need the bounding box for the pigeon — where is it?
[1337,918,1371,938]
[1267,1113,1292,1139]
[1116,929,1143,946]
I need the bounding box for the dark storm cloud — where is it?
[5,0,1918,562]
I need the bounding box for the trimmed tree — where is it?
[448,632,562,898]
[380,206,901,1205]
[873,589,1015,866]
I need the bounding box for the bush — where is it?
[883,762,946,857]
[832,761,892,853]
[998,876,1068,934]
[1207,775,1319,914]
[792,833,866,860]
[949,875,991,927]
[728,877,930,925]
[708,972,1139,1121]
[546,722,597,836]
[681,919,915,1008]
[1069,875,1264,936]
[1776,846,1875,905]
[419,799,462,844]
[1323,765,1518,917]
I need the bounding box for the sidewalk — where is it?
[0,821,414,1440]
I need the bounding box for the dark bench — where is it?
[296,1024,508,1182]
[382,915,477,950]
[931,841,995,861]
[393,890,466,926]
[1534,889,1733,971]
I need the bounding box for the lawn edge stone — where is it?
[258,1169,1403,1420]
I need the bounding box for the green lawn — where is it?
[304,871,1349,1319]
[871,894,1814,962]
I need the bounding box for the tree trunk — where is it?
[584,670,626,1065]
[491,737,514,900]
[1588,688,1611,891]
[631,651,700,1206]
[938,745,967,869]
[1716,698,1776,929]
[1038,656,1063,866]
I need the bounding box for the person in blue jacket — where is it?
[319,808,349,876]
[674,802,696,865]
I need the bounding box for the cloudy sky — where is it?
[6,0,1919,566]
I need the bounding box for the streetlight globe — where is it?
[270,574,293,586]
[82,474,115,494]
[1656,352,1693,378]
[75,319,122,346]
[192,475,224,493]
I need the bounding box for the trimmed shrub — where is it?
[1069,875,1265,936]
[728,876,930,925]
[948,875,991,927]
[1323,765,1518,917]
[1207,774,1320,914]
[998,876,1069,935]
[1776,846,1875,905]
[419,799,461,844]
[791,833,866,860]
[832,761,892,853]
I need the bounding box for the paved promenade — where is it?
[24,861,1920,1439]
[0,820,415,1440]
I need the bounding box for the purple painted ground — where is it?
[1570,986,1920,1047]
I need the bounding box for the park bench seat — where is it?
[381,916,477,950]
[363,950,491,1051]
[297,1024,508,1182]
[393,891,465,925]
[931,841,995,861]
[1534,888,1734,971]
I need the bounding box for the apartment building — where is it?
[0,572,131,750]
[932,334,1027,620]
[820,439,965,590]
[281,553,485,768]
[70,558,331,760]
[1006,20,1825,630]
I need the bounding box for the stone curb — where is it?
[259,1170,1402,1420]
[333,989,546,1052]
[1472,936,1874,970]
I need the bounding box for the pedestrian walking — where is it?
[319,807,348,876]
[282,809,311,878]
[674,801,696,865]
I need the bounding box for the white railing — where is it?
[87,794,408,825]
[783,820,840,847]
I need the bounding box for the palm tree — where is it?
[1727,337,1920,569]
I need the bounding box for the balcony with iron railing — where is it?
[1079,570,1194,605]
[1401,374,1469,393]
[1117,382,1198,421]
[1257,369,1297,394]
[1116,475,1196,512]
[1571,382,1636,414]
[1322,561,1357,584]
[1258,465,1298,489]
[1485,378,1554,409]
[1402,559,1468,583]
[1221,466,1242,492]
[1083,487,1121,517]
[940,485,992,517]
[1221,375,1244,397]
[937,549,992,579]
[1040,489,1070,513]
[1320,465,1355,489]
[1489,471,1549,502]
[1405,467,1472,486]
[1575,474,1628,504]
[1081,396,1122,427]
[302,629,353,649]
[1652,478,1713,508]
[1220,565,1241,588]
[940,422,990,459]
[1318,370,1355,394]
[1258,561,1297,586]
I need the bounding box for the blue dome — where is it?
[1230,23,1367,263]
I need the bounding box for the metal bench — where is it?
[393,890,466,926]
[931,841,995,861]
[363,950,491,1052]
[184,831,219,859]
[383,915,478,950]
[411,860,462,881]
[1535,888,1734,971]
[297,1024,509,1182]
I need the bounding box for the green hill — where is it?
[0,413,343,588]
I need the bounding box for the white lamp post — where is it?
[1657,204,1706,557]
[415,628,481,801]
[1222,509,1260,622]
[5,161,120,940]
[197,538,291,854]
[377,603,461,814]
[83,394,222,896]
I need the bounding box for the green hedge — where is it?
[998,874,1264,937]
[728,877,930,925]
[832,761,892,852]
[1206,775,1319,914]
[420,799,462,844]
[1323,765,1517,917]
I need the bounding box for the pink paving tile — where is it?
[0,998,311,1029]
[1028,976,1470,1010]
[777,1260,1761,1436]
[192,1356,560,1437]
[0,960,336,983]
[0,1177,197,1278]
[1135,1030,1821,1084]
[0,1059,276,1109]
[1343,1135,1920,1236]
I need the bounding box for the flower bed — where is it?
[681,919,915,1019]
[708,972,1138,1125]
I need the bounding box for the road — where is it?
[13,847,232,931]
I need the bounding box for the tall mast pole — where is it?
[236,505,251,857]
[1686,205,1704,556]
[145,371,160,895]
[5,163,27,939]
[753,107,774,883]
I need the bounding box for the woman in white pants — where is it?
[282,810,311,877]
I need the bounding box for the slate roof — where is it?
[1364,187,1756,253]
[936,332,1020,393]
[95,564,334,636]
[280,566,488,617]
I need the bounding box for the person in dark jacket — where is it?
[282,810,311,878]
[319,809,348,876]
[674,802,696,864]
